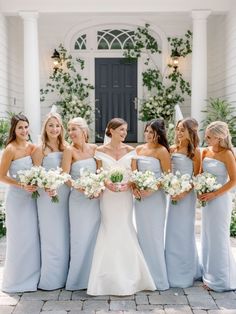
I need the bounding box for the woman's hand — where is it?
[171,191,188,202]
[139,189,153,198]
[198,191,217,203]
[105,180,128,192]
[45,188,57,197]
[22,184,38,193]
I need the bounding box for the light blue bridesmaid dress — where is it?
[201,157,236,291]
[165,153,201,288]
[66,158,100,290]
[2,156,40,292]
[135,156,169,290]
[37,152,70,290]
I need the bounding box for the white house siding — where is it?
[0,15,24,117]
[208,6,236,107]
[38,12,193,139]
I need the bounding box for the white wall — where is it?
[0,15,24,118]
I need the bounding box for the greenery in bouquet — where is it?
[0,202,6,238]
[40,44,94,126]
[230,195,236,237]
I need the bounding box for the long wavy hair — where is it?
[145,118,169,152]
[41,113,66,154]
[6,114,30,147]
[175,118,200,159]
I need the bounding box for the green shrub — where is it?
[231,196,236,237]
[0,202,6,238]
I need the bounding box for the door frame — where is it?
[89,51,144,142]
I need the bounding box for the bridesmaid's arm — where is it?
[61,146,73,187]
[0,146,20,187]
[31,146,44,166]
[199,150,236,203]
[193,148,201,176]
[159,147,171,173]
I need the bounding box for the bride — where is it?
[87,118,156,296]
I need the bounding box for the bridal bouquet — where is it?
[107,166,128,192]
[72,168,106,199]
[130,170,159,200]
[160,171,193,205]
[17,166,45,199]
[193,172,222,207]
[37,167,71,203]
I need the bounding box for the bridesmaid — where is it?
[61,117,100,290]
[199,121,236,291]
[165,117,201,288]
[32,112,70,290]
[132,118,171,290]
[0,114,40,292]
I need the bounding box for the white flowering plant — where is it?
[37,167,71,203]
[160,171,193,205]
[17,166,45,199]
[192,172,222,207]
[72,168,106,199]
[130,170,159,200]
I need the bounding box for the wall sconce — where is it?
[171,50,180,71]
[51,49,61,72]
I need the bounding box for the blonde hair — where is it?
[206,121,234,153]
[41,113,66,154]
[68,117,89,142]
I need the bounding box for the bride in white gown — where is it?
[87,118,156,296]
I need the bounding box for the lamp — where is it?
[51,49,61,72]
[171,50,180,71]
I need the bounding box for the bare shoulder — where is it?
[63,145,74,154]
[2,144,15,158]
[169,145,176,154]
[96,144,107,153]
[32,145,43,155]
[156,145,170,158]
[193,147,201,158]
[124,144,134,153]
[89,143,98,149]
[223,149,235,162]
[135,144,144,153]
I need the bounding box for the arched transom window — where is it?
[74,34,87,50]
[97,29,135,50]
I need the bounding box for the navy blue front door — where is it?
[95,58,137,142]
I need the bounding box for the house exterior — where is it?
[0,0,236,142]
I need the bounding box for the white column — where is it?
[19,11,41,142]
[191,10,211,127]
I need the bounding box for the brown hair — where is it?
[105,118,127,137]
[41,113,66,154]
[175,117,200,159]
[6,114,29,146]
[145,118,169,152]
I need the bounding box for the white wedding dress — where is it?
[87,151,156,296]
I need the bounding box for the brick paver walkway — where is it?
[0,236,236,314]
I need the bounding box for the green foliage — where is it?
[201,98,236,146]
[168,30,193,57]
[231,196,236,237]
[123,23,161,63]
[123,25,192,124]
[40,44,94,125]
[0,202,6,238]
[0,118,10,148]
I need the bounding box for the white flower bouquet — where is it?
[17,166,45,199]
[37,167,71,203]
[130,170,159,200]
[160,171,193,205]
[193,172,222,207]
[72,168,106,199]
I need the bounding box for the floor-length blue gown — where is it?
[66,158,100,290]
[2,156,40,292]
[201,157,236,291]
[135,156,169,290]
[165,153,201,288]
[37,152,70,290]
